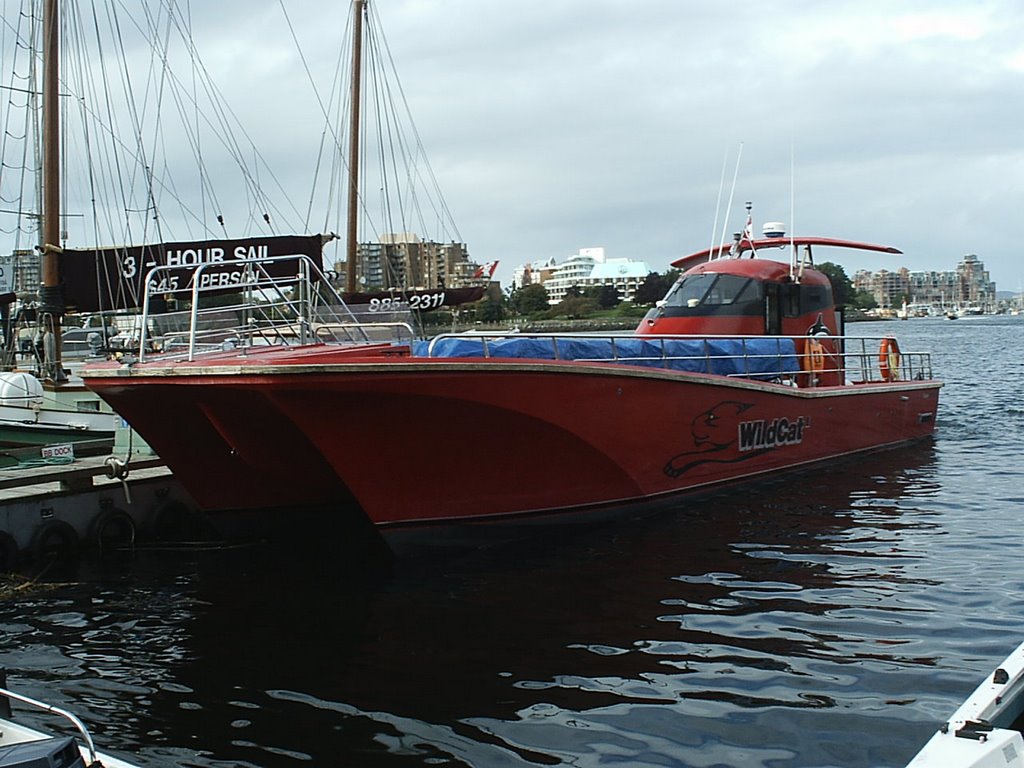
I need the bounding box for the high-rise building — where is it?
[5,249,40,299]
[334,233,488,291]
[854,254,996,311]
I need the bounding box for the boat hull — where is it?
[0,716,139,768]
[906,641,1024,767]
[0,417,115,448]
[84,358,940,526]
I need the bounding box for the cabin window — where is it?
[800,284,830,312]
[662,274,761,311]
[730,278,762,305]
[779,283,831,318]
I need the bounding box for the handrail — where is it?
[0,686,98,764]
[126,259,934,386]
[135,254,403,362]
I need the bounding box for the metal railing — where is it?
[0,685,98,764]
[135,255,415,362]
[127,261,935,385]
[840,336,934,383]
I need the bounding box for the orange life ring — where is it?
[879,337,901,381]
[802,338,826,374]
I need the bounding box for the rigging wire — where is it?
[3,0,467,319]
[717,142,743,260]
[0,2,41,250]
[74,0,135,311]
[276,0,347,234]
[122,0,305,237]
[144,0,224,237]
[368,1,462,245]
[708,149,728,260]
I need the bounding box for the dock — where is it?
[0,453,166,496]
[0,448,197,571]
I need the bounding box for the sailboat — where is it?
[77,4,940,535]
[1,0,452,453]
[330,0,494,318]
[0,0,119,453]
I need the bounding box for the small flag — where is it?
[473,260,499,279]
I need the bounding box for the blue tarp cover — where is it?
[414,336,799,378]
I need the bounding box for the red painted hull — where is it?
[84,355,940,526]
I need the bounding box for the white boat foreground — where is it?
[907,641,1024,767]
[0,685,138,767]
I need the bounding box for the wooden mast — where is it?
[344,0,365,294]
[40,0,65,382]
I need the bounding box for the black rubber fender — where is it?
[90,508,136,550]
[150,499,205,542]
[30,520,79,565]
[0,531,19,572]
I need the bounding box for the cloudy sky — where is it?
[6,0,1023,292]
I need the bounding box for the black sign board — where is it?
[342,285,486,312]
[59,234,325,313]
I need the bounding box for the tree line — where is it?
[456,262,874,324]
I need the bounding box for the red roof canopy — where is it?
[672,236,903,272]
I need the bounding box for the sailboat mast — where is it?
[40,0,65,381]
[345,0,365,294]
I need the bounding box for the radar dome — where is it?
[0,372,45,407]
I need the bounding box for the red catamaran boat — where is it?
[71,0,939,534]
[79,221,941,530]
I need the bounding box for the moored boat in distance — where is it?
[0,370,116,449]
[906,641,1024,767]
[79,214,942,534]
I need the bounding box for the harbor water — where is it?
[1,316,1022,767]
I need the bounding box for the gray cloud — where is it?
[6,0,1021,290]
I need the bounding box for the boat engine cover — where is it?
[0,736,86,768]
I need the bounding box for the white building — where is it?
[544,248,606,303]
[536,247,653,304]
[512,256,559,290]
[586,258,652,303]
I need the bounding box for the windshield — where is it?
[662,273,761,309]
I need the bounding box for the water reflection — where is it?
[1,436,953,767]
[8,319,1024,767]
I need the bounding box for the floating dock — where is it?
[0,447,198,571]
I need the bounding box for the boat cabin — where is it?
[634,233,873,388]
[636,257,838,340]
